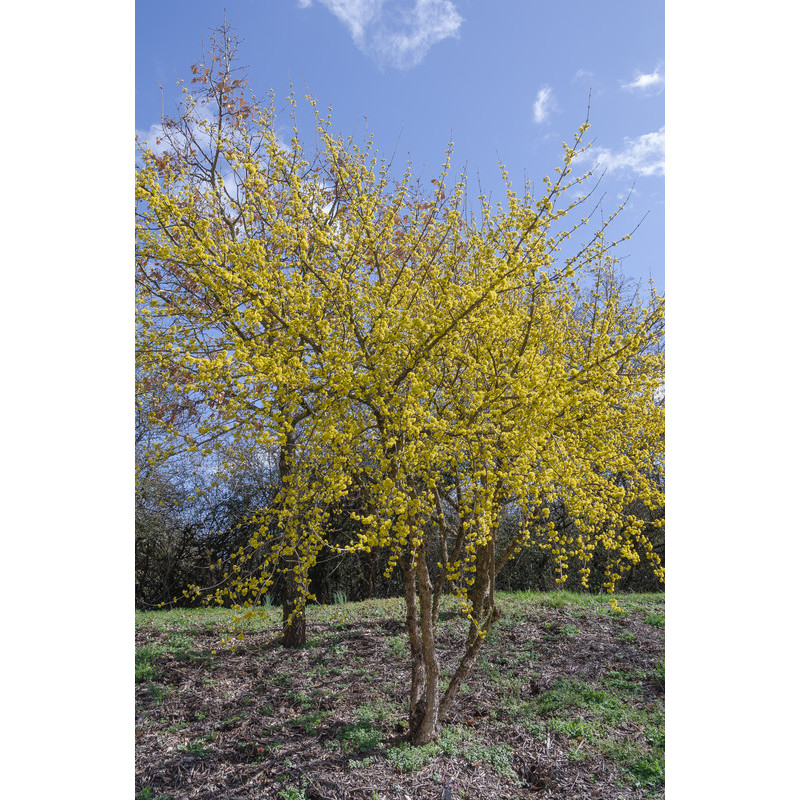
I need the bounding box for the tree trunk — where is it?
[403,542,442,745]
[279,427,306,648]
[282,557,307,648]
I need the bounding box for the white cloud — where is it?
[622,66,664,92]
[584,127,665,177]
[532,85,554,124]
[311,0,462,69]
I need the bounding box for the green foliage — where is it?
[645,611,665,628]
[338,722,383,753]
[295,710,331,733]
[136,789,172,800]
[278,786,307,800]
[533,676,664,791]
[177,737,212,756]
[385,725,518,781]
[135,646,163,683]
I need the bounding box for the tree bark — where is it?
[412,542,441,745]
[279,426,306,648]
[402,551,426,738]
[282,554,307,648]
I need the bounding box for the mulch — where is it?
[136,603,664,799]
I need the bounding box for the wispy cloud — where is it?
[583,127,665,177]
[309,0,462,69]
[532,85,554,124]
[622,65,664,93]
[572,68,594,83]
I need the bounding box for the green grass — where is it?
[136,789,173,800]
[532,676,664,790]
[385,725,518,782]
[136,590,664,794]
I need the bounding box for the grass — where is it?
[532,676,665,790]
[136,589,664,797]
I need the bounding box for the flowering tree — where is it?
[136,24,664,744]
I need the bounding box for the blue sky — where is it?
[136,0,664,291]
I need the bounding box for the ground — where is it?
[135,591,665,800]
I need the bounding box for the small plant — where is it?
[387,635,407,659]
[178,737,210,756]
[561,623,581,637]
[146,683,169,704]
[332,590,347,605]
[651,657,665,688]
[296,710,330,733]
[617,630,637,644]
[135,646,164,683]
[136,789,172,800]
[348,755,375,769]
[278,785,307,800]
[644,612,665,628]
[338,722,382,753]
[385,741,436,773]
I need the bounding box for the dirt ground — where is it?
[135,599,664,799]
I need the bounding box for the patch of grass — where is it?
[177,737,212,756]
[135,646,163,683]
[534,677,664,792]
[146,683,169,704]
[136,789,173,800]
[348,755,375,769]
[278,785,307,800]
[644,612,665,628]
[337,722,383,753]
[356,697,399,726]
[387,634,407,659]
[385,726,518,782]
[295,710,331,733]
[616,629,637,644]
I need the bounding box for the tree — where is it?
[136,22,664,744]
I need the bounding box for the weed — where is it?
[332,642,349,658]
[338,722,382,753]
[146,683,169,704]
[356,698,398,726]
[387,635,407,659]
[616,630,637,644]
[135,646,163,683]
[136,789,172,800]
[278,785,307,800]
[644,612,665,628]
[651,657,665,687]
[561,623,581,637]
[178,737,211,756]
[386,726,518,782]
[333,590,348,605]
[288,690,313,708]
[385,741,435,772]
[295,710,331,733]
[348,755,375,769]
